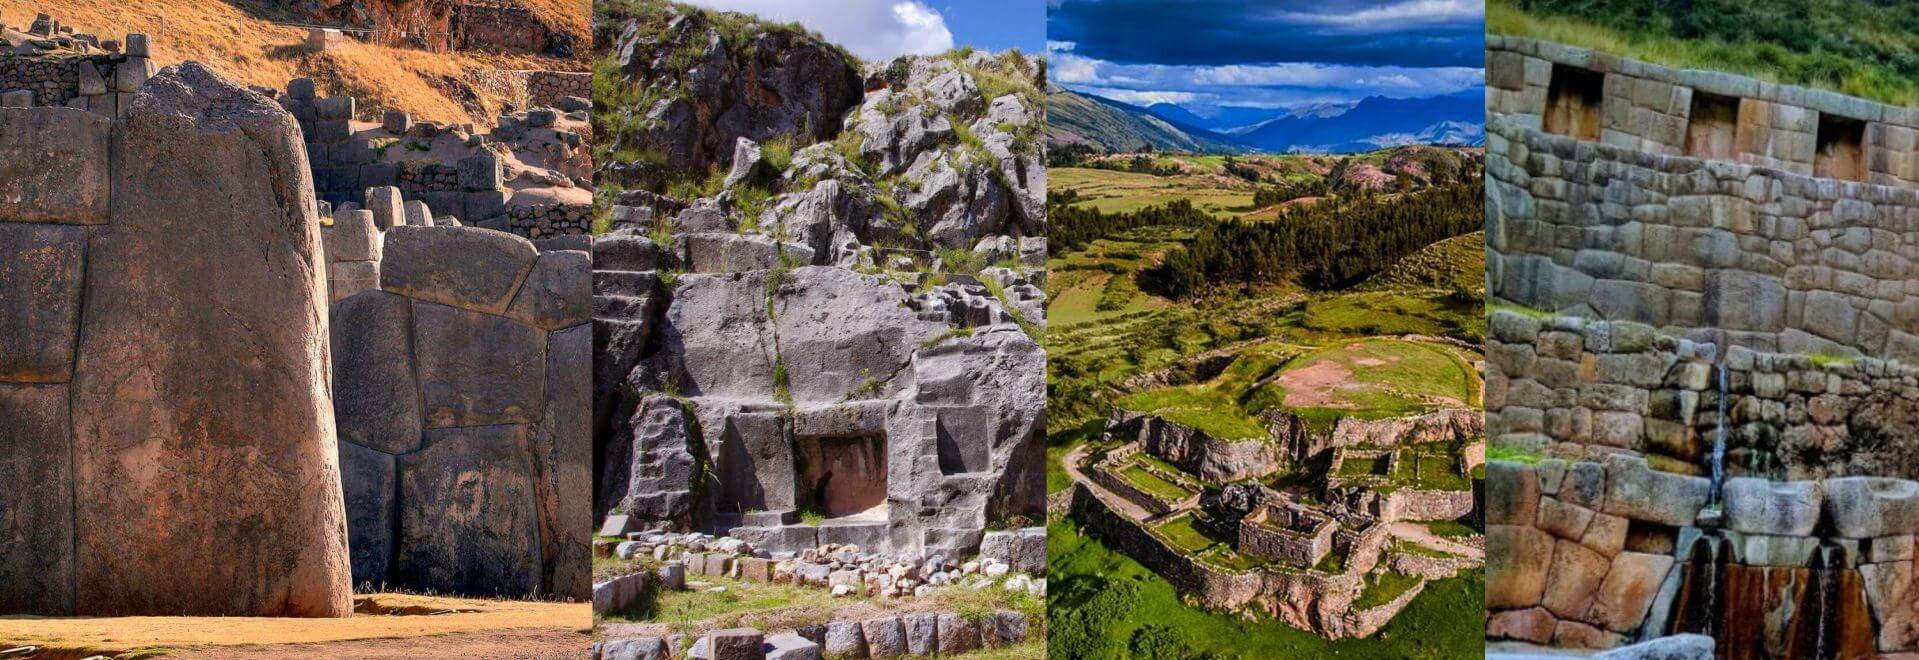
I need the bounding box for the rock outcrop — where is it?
[1,63,352,616]
[592,4,1046,559]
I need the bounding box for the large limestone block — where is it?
[896,329,1046,519]
[1487,461,1542,526]
[1723,478,1823,537]
[331,291,421,454]
[1826,477,1919,539]
[1488,524,1555,609]
[365,186,405,229]
[1542,539,1609,618]
[979,527,1047,575]
[538,324,593,599]
[339,440,397,587]
[0,107,110,224]
[714,409,797,512]
[70,63,349,616]
[0,223,86,382]
[659,272,777,398]
[323,210,380,262]
[1588,552,1675,632]
[772,267,943,404]
[506,249,591,330]
[0,384,73,614]
[382,226,538,315]
[397,424,543,597]
[603,395,700,527]
[1600,455,1709,527]
[414,301,547,428]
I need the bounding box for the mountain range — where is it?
[1047,86,1484,155]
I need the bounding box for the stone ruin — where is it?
[593,7,1047,562]
[0,14,152,116]
[295,0,579,57]
[322,188,592,599]
[0,63,352,616]
[1486,35,1919,656]
[275,79,593,237]
[1239,503,1338,568]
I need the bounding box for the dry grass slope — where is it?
[1,0,587,124]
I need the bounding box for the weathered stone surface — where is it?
[325,210,381,262]
[1488,461,1542,526]
[772,267,942,404]
[936,612,982,654]
[414,301,546,428]
[539,324,593,599]
[903,613,939,655]
[382,226,539,315]
[70,62,349,616]
[331,291,421,454]
[601,637,669,660]
[339,440,397,587]
[706,628,765,660]
[396,424,542,597]
[365,186,405,229]
[0,223,85,382]
[1589,551,1674,632]
[1542,539,1609,618]
[1826,477,1919,539]
[979,527,1047,575]
[506,249,591,330]
[1489,524,1556,608]
[765,632,819,660]
[1601,454,1710,527]
[1488,606,1557,644]
[657,272,777,399]
[0,384,73,614]
[824,620,865,657]
[1592,634,1715,659]
[0,107,110,224]
[1723,478,1822,537]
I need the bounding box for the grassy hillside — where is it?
[2,0,589,123]
[1361,232,1486,293]
[1493,0,1919,107]
[1047,85,1242,154]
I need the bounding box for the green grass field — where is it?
[1153,514,1219,553]
[1121,462,1196,501]
[1051,167,1256,217]
[1048,519,1487,659]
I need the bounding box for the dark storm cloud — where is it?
[1047,0,1484,68]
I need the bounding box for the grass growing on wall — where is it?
[1048,519,1487,659]
[1491,0,1919,107]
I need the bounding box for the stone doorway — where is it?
[1816,113,1867,181]
[1686,91,1738,160]
[796,434,888,517]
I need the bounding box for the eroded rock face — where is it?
[592,12,1046,558]
[69,62,351,616]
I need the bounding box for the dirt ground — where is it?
[0,593,590,658]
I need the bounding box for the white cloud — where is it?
[1272,0,1482,31]
[1076,87,1198,106]
[681,0,954,60]
[1059,54,1483,101]
[1047,40,1077,53]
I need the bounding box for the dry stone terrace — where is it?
[1487,36,1919,656]
[276,78,593,237]
[1063,395,1484,639]
[0,14,152,116]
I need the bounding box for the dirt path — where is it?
[1061,444,1155,521]
[164,628,590,659]
[1,594,589,658]
[1277,359,1357,408]
[1389,522,1484,559]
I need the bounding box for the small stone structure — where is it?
[0,63,352,616]
[1239,504,1337,568]
[324,196,591,599]
[467,68,589,110]
[0,15,151,115]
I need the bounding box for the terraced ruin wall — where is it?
[0,70,352,616]
[1488,37,1919,360]
[0,17,152,115]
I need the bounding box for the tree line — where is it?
[1141,178,1484,298]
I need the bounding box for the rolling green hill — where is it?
[1046,84,1245,154]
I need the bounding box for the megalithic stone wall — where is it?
[331,224,591,599]
[1488,35,1919,359]
[0,63,353,616]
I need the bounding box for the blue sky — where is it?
[681,0,1046,61]
[1048,0,1485,111]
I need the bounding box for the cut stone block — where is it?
[0,384,73,614]
[396,424,542,597]
[382,226,538,315]
[414,301,547,428]
[330,291,421,454]
[0,223,86,382]
[0,107,110,224]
